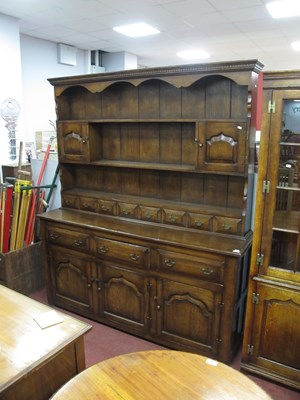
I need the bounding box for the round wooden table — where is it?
[51,350,272,400]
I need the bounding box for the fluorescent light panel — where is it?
[177,49,210,61]
[291,41,300,51]
[113,23,160,37]
[266,1,300,18]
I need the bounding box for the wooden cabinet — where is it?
[241,71,300,389]
[40,60,263,364]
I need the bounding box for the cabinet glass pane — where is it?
[271,99,300,272]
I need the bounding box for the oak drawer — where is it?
[214,216,242,235]
[79,196,98,212]
[188,212,213,231]
[61,194,79,209]
[94,237,150,268]
[118,202,138,219]
[47,226,90,251]
[163,209,186,227]
[97,199,116,215]
[140,205,161,223]
[157,249,224,283]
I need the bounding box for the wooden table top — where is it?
[51,350,272,400]
[0,284,92,393]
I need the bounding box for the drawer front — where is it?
[61,194,79,209]
[140,205,161,223]
[118,202,138,219]
[157,249,224,283]
[214,216,242,235]
[97,199,116,215]
[163,209,186,227]
[79,196,98,212]
[47,226,90,251]
[95,237,150,268]
[188,212,213,231]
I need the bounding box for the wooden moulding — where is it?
[0,242,45,295]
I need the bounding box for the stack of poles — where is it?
[0,138,53,253]
[0,183,13,253]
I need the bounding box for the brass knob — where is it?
[199,143,203,148]
[130,253,140,261]
[73,240,83,247]
[164,259,175,267]
[222,223,232,231]
[98,246,108,253]
[156,305,161,310]
[202,267,214,275]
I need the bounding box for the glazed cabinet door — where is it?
[155,278,223,358]
[246,282,300,389]
[100,263,151,335]
[260,90,300,282]
[48,246,95,315]
[197,121,248,174]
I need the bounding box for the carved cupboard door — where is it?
[155,279,223,357]
[197,121,247,173]
[101,264,150,335]
[247,282,300,387]
[48,246,94,315]
[57,122,90,162]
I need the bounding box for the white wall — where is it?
[0,14,24,166]
[102,51,137,72]
[20,35,90,144]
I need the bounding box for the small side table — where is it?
[51,350,272,400]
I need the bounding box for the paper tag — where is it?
[34,310,64,329]
[205,358,219,367]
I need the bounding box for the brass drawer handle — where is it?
[202,267,214,275]
[73,239,84,247]
[222,223,232,231]
[100,205,109,212]
[49,233,59,240]
[130,253,140,261]
[168,215,177,223]
[195,220,203,227]
[82,203,90,209]
[65,200,72,206]
[145,212,153,220]
[164,258,175,267]
[98,246,109,253]
[121,210,130,216]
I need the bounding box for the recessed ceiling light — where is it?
[291,41,300,51]
[266,1,300,18]
[113,23,160,38]
[177,49,210,61]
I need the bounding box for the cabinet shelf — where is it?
[273,211,300,233]
[90,160,195,172]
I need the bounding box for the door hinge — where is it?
[252,292,260,304]
[268,100,276,113]
[262,180,270,193]
[256,253,264,266]
[247,344,254,355]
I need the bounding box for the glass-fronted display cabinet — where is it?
[241,72,300,390]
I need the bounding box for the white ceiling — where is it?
[1,0,300,70]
